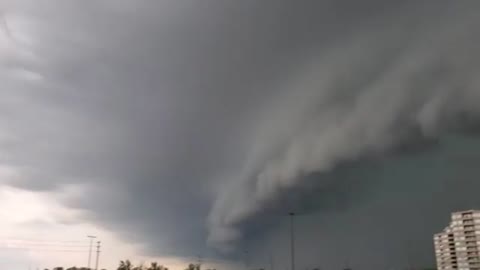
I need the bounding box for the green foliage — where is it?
[118,260,134,270]
[185,263,201,270]
[115,259,201,270]
[148,262,168,270]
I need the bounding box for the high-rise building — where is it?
[434,210,480,270]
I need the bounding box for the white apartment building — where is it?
[434,210,480,270]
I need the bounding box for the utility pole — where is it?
[95,241,101,270]
[269,252,274,270]
[87,235,97,270]
[343,254,351,270]
[406,240,414,270]
[195,254,203,270]
[289,212,295,270]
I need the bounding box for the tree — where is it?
[149,262,168,270]
[185,263,201,270]
[118,260,134,270]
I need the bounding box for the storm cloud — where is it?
[1,0,480,269]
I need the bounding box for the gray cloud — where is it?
[207,0,480,252]
[1,0,480,268]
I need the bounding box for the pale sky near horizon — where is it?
[0,182,231,270]
[0,184,170,269]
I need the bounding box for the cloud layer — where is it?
[1,0,480,268]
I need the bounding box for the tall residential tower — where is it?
[434,210,480,270]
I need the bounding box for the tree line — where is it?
[45,260,216,270]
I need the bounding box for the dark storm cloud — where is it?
[2,0,480,268]
[241,136,480,270]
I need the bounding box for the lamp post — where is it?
[289,212,295,270]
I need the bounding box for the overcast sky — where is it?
[1,1,480,269]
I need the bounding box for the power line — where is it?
[0,238,87,243]
[0,246,89,251]
[0,244,90,250]
[0,243,89,247]
[0,247,90,253]
[0,237,93,254]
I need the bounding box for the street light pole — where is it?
[87,235,97,270]
[289,212,295,270]
[269,252,274,270]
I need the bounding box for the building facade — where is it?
[434,210,480,270]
